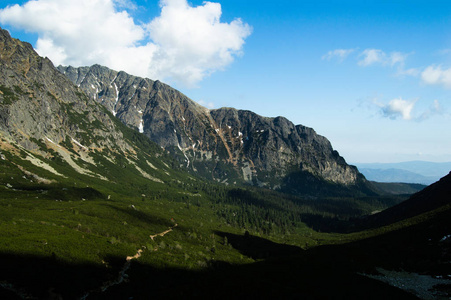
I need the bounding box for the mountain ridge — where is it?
[1,26,450,300]
[0,27,180,188]
[357,171,451,230]
[58,63,369,197]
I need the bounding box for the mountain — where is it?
[357,171,451,230]
[1,26,449,300]
[58,64,370,197]
[354,161,451,185]
[0,27,180,188]
[369,181,426,195]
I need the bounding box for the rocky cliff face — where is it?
[0,27,172,184]
[0,30,129,152]
[58,64,214,149]
[0,26,368,197]
[209,108,359,185]
[58,64,367,196]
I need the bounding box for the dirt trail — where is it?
[126,249,143,261]
[149,224,178,240]
[80,224,177,299]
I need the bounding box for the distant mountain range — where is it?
[353,161,451,185]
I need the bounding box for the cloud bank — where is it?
[358,49,409,67]
[380,98,416,120]
[322,48,410,67]
[421,65,451,89]
[0,0,252,87]
[374,98,444,121]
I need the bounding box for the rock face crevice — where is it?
[58,64,366,195]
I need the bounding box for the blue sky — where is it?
[1,0,451,163]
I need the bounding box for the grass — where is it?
[0,165,446,299]
[0,121,445,299]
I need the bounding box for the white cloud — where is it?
[421,65,451,88]
[358,49,386,66]
[322,48,355,62]
[325,48,418,79]
[35,37,68,66]
[374,97,444,121]
[113,0,138,10]
[146,0,252,86]
[0,0,252,87]
[388,51,407,66]
[379,98,416,120]
[358,49,408,67]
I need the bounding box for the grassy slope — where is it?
[0,126,447,299]
[0,126,327,297]
[1,27,445,298]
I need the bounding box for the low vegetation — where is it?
[2,132,446,299]
[0,106,446,299]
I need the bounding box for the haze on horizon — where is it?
[1,0,450,164]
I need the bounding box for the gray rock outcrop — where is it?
[0,28,135,168]
[58,64,368,196]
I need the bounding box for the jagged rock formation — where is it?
[58,64,368,196]
[0,27,171,184]
[0,29,127,151]
[0,25,368,197]
[57,64,212,149]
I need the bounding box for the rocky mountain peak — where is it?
[0,25,371,197]
[59,64,368,196]
[0,27,161,183]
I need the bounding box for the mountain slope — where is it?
[0,27,180,188]
[1,26,448,300]
[369,181,426,195]
[356,171,451,230]
[58,64,370,197]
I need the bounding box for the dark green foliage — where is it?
[29,137,48,152]
[0,25,448,298]
[370,181,426,195]
[280,169,377,198]
[13,85,24,95]
[86,228,428,299]
[0,83,448,299]
[0,138,448,299]
[59,135,79,155]
[0,85,19,104]
[354,173,451,231]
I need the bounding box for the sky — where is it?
[1,0,451,164]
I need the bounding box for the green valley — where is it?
[0,26,449,299]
